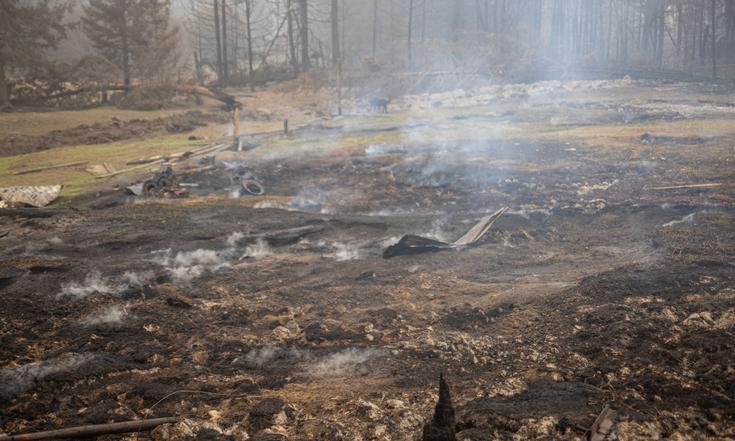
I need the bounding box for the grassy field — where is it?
[2,83,733,205]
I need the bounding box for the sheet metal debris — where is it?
[0,185,63,208]
[383,207,508,258]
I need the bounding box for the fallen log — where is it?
[12,161,89,176]
[172,85,241,110]
[45,84,128,101]
[0,417,177,441]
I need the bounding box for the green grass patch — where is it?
[0,134,203,201]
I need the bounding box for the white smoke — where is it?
[254,200,292,210]
[58,271,152,300]
[58,271,120,300]
[0,353,95,400]
[82,305,128,327]
[242,346,382,378]
[306,348,382,377]
[662,212,699,228]
[365,143,406,157]
[243,345,306,368]
[424,218,452,243]
[226,232,245,247]
[152,248,232,284]
[506,208,552,219]
[241,239,273,260]
[329,242,361,261]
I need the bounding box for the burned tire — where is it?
[156,177,174,189]
[242,179,265,196]
[142,181,157,195]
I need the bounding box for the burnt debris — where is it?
[422,373,457,441]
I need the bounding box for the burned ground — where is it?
[0,80,734,440]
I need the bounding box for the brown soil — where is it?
[0,81,734,440]
[0,110,227,157]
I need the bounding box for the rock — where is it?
[272,326,291,340]
[386,399,406,410]
[192,350,209,365]
[356,399,383,421]
[372,424,388,438]
[248,398,295,433]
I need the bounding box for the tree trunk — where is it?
[712,0,717,78]
[658,1,665,67]
[120,3,131,94]
[214,0,223,80]
[422,0,427,41]
[222,0,229,84]
[452,0,461,42]
[299,0,310,69]
[331,0,340,64]
[408,0,414,67]
[246,0,254,77]
[0,58,10,109]
[286,0,297,71]
[372,0,378,57]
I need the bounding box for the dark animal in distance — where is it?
[369,97,390,113]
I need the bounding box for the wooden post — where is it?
[233,107,241,151]
[283,119,289,135]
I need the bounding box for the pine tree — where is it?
[83,0,179,91]
[0,1,70,109]
[135,0,180,83]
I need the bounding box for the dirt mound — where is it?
[0,111,223,157]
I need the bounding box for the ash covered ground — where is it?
[1,80,734,440]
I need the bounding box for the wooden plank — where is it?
[12,161,89,175]
[95,159,165,179]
